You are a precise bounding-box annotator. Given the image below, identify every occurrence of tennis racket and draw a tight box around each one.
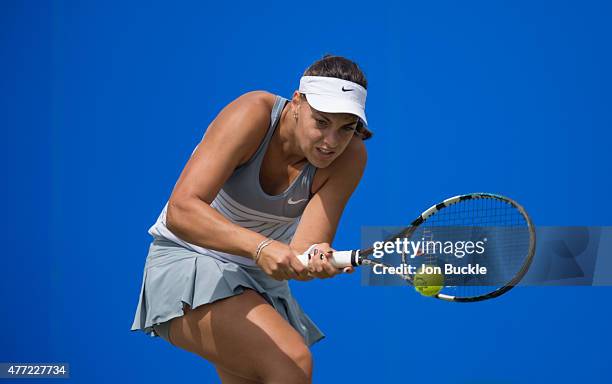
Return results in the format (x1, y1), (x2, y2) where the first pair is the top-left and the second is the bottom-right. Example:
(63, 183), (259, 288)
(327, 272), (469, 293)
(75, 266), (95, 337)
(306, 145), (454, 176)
(298, 193), (536, 302)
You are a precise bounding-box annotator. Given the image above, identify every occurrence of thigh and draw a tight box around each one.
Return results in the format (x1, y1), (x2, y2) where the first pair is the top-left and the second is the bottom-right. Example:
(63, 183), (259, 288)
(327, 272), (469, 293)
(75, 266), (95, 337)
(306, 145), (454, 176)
(168, 289), (311, 382)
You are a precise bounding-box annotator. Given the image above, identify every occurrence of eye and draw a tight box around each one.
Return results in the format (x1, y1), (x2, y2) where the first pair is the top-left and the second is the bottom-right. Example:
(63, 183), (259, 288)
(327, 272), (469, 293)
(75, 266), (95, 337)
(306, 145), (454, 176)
(343, 125), (357, 132)
(316, 119), (328, 126)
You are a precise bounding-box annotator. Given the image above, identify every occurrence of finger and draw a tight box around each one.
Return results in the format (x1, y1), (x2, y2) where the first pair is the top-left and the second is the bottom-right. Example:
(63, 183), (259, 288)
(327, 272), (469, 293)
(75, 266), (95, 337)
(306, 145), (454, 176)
(309, 248), (321, 266)
(321, 258), (339, 277)
(309, 258), (327, 278)
(310, 253), (337, 278)
(273, 265), (291, 281)
(319, 248), (335, 265)
(317, 243), (336, 253)
(343, 266), (355, 274)
(310, 249), (324, 273)
(289, 255), (308, 279)
(294, 269), (309, 280)
(316, 261), (324, 273)
(316, 249), (336, 268)
(270, 271), (285, 281)
(310, 247), (320, 260)
(284, 267), (299, 280)
(320, 249), (339, 269)
(263, 265), (281, 280)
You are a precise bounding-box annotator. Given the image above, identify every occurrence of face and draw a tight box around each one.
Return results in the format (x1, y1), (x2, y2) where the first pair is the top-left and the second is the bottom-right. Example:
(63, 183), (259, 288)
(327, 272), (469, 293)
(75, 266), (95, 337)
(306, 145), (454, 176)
(292, 93), (359, 168)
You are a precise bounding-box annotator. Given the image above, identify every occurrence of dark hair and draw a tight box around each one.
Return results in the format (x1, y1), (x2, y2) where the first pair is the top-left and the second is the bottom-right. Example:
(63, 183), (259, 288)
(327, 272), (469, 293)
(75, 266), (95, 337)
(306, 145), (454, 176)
(303, 54), (372, 140)
(304, 54), (368, 89)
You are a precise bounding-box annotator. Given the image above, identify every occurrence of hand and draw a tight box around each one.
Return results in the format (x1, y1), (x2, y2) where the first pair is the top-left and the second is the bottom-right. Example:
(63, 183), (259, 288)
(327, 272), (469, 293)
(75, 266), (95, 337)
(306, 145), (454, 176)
(255, 241), (311, 281)
(306, 243), (355, 279)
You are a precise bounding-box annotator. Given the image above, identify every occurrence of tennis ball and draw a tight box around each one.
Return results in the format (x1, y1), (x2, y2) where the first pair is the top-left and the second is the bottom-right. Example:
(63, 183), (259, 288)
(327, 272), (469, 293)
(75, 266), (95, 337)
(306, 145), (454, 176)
(413, 264), (444, 297)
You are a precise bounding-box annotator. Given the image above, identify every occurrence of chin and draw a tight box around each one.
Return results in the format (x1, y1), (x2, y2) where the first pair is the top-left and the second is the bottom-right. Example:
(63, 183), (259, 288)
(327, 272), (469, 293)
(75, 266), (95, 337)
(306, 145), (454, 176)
(311, 160), (331, 168)
(307, 154), (336, 168)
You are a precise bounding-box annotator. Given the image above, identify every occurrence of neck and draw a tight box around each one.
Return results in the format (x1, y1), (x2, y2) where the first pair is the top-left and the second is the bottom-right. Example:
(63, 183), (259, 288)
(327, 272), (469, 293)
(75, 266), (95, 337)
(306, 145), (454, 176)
(271, 102), (307, 167)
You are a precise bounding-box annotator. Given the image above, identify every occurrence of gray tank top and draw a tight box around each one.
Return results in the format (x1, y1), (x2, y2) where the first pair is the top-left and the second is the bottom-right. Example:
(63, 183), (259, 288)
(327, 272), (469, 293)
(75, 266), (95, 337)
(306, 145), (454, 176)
(223, 95), (316, 217)
(148, 95), (316, 266)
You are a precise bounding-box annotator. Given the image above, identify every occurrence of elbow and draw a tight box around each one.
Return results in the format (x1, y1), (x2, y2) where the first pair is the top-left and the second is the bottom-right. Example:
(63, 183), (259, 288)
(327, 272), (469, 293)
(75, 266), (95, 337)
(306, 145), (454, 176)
(166, 198), (187, 235)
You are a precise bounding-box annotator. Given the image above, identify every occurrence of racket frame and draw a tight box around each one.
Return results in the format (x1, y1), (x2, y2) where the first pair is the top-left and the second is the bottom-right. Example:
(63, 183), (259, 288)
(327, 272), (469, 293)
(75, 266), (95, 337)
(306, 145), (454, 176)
(317, 193), (536, 302)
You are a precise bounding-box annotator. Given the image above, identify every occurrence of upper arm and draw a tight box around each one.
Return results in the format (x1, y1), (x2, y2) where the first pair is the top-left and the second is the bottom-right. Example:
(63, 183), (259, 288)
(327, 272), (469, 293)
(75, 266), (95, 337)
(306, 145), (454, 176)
(290, 138), (368, 252)
(168, 91), (273, 206)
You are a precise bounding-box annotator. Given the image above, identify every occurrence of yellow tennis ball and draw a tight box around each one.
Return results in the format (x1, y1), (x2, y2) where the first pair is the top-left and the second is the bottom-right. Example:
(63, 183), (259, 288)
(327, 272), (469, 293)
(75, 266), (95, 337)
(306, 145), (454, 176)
(413, 264), (444, 297)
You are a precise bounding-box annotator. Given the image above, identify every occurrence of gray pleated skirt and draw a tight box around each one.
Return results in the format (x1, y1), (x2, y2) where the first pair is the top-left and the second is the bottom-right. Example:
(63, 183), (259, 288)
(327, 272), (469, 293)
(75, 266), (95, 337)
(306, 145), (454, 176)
(130, 238), (324, 346)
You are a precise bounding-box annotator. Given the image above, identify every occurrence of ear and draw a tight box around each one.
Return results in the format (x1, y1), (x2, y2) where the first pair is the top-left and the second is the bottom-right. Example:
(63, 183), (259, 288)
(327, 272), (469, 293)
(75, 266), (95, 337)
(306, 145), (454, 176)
(291, 90), (302, 105)
(291, 91), (303, 116)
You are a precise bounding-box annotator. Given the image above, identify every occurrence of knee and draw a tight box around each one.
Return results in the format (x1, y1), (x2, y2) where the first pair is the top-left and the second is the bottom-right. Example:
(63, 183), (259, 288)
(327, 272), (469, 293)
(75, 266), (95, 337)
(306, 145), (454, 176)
(261, 344), (312, 384)
(287, 344), (312, 379)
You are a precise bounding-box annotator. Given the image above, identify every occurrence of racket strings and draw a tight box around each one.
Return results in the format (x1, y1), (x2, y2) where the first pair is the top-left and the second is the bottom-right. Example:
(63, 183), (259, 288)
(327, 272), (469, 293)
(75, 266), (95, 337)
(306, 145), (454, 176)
(410, 197), (530, 297)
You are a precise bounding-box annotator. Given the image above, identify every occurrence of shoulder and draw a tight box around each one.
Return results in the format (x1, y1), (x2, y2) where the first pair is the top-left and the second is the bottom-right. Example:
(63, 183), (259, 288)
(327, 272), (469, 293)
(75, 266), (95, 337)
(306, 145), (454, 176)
(203, 90), (280, 164)
(329, 137), (368, 183)
(216, 90), (277, 126)
(311, 136), (368, 194)
(235, 90), (277, 111)
(337, 136), (368, 170)
(326, 137), (368, 177)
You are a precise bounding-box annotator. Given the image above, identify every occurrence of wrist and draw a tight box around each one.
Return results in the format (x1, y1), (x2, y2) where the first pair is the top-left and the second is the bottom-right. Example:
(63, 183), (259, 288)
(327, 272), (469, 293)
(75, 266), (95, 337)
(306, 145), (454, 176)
(254, 238), (273, 263)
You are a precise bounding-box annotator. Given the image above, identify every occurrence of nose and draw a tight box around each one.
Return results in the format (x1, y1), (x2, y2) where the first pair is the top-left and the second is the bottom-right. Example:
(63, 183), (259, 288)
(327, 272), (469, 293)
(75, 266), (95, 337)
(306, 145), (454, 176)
(322, 130), (341, 149)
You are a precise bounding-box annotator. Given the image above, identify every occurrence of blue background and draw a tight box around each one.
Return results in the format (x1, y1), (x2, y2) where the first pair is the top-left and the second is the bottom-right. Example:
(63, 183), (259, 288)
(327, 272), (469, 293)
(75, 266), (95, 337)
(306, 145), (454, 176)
(2, 0), (611, 382)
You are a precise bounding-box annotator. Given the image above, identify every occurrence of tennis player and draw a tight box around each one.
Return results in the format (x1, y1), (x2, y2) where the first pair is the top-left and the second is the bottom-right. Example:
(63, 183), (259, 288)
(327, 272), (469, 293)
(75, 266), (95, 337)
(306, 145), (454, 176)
(131, 55), (370, 384)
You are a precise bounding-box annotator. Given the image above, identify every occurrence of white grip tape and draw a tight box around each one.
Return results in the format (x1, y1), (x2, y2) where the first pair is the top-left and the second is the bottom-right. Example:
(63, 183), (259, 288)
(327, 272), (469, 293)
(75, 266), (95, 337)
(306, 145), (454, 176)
(297, 245), (354, 268)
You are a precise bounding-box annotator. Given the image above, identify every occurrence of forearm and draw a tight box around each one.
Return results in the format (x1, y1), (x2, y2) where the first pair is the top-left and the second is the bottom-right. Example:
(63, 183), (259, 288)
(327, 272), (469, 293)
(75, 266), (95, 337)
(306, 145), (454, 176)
(166, 197), (268, 259)
(290, 237), (333, 255)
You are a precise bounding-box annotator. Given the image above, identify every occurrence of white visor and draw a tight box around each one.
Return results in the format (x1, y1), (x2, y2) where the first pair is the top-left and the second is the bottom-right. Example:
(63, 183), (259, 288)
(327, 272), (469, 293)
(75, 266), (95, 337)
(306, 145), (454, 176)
(298, 76), (368, 128)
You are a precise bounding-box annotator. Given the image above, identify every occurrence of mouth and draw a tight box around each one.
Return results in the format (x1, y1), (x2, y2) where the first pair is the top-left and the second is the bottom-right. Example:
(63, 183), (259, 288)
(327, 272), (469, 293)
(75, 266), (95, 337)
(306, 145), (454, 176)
(315, 147), (335, 158)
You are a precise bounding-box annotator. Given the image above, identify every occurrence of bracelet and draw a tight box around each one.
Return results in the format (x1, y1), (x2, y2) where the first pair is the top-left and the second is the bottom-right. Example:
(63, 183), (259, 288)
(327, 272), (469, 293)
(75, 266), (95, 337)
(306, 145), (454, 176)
(254, 238), (273, 263)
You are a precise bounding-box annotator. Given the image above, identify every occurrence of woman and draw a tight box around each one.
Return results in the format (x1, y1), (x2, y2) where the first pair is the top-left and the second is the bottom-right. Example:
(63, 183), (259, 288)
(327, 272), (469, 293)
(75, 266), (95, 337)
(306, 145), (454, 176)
(131, 55), (371, 384)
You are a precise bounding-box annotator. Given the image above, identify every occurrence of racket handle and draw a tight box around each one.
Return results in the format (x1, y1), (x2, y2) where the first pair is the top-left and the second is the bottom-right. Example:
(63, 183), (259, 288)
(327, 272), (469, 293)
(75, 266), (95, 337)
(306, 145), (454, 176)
(297, 245), (359, 268)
